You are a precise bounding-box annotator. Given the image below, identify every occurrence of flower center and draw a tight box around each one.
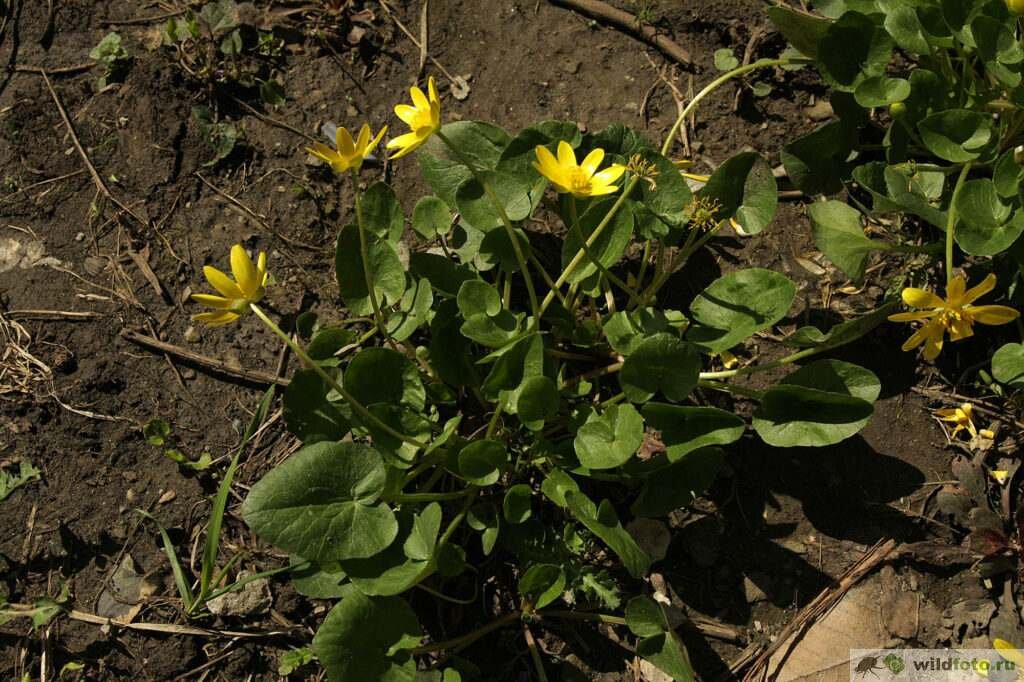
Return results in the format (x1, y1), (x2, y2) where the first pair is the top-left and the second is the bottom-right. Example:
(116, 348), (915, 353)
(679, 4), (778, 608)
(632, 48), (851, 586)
(412, 110), (436, 135)
(938, 306), (967, 328)
(568, 168), (592, 194)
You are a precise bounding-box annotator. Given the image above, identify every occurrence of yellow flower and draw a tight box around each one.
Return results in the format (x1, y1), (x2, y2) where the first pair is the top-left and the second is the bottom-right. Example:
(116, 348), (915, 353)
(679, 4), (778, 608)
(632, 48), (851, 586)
(386, 76), (441, 159)
(307, 123), (386, 174)
(1007, 0), (1024, 16)
(888, 274), (1019, 361)
(934, 402), (980, 439)
(191, 244), (269, 326)
(533, 141), (626, 198)
(994, 639), (1024, 676)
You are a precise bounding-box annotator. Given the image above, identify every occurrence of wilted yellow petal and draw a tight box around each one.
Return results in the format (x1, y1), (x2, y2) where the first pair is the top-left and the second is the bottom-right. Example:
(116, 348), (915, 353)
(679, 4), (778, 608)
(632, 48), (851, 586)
(971, 305), (1020, 326)
(889, 310), (938, 322)
(962, 273), (997, 305)
(902, 287), (944, 309)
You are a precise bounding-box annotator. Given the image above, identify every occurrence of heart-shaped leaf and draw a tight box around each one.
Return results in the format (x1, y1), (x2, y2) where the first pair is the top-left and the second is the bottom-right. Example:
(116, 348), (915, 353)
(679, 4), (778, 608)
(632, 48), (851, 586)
(242, 442), (398, 562)
(687, 269), (795, 352)
(993, 343), (1024, 388)
(620, 333), (700, 403)
(574, 403), (645, 470)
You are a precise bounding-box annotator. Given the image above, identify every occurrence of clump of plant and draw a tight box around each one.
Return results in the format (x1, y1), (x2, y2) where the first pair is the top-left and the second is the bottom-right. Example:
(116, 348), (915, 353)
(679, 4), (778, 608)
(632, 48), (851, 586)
(768, 0), (1022, 372)
(89, 32), (130, 91)
(187, 55), (898, 679)
(163, 0), (285, 107)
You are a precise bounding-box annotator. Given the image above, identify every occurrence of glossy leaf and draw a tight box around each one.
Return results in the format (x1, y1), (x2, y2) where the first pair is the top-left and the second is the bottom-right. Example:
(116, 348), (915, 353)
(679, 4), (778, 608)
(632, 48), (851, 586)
(574, 403), (644, 470)
(620, 333), (700, 403)
(687, 269), (795, 352)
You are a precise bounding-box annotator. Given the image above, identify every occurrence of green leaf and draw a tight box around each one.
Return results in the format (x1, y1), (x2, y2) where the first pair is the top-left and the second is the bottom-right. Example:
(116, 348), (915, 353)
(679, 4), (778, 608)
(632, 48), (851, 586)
(807, 200), (882, 282)
(955, 179), (1024, 256)
(816, 11), (893, 91)
(242, 442), (398, 562)
(199, 0), (239, 35)
(259, 79), (286, 108)
(283, 369), (350, 444)
(632, 448), (725, 517)
(403, 503), (442, 561)
(515, 375), (559, 428)
(412, 196), (453, 239)
(634, 150), (692, 233)
(714, 48), (740, 71)
(783, 301), (897, 350)
(429, 300), (479, 386)
(780, 121), (853, 195)
(604, 308), (688, 356)
(753, 360), (879, 447)
(540, 471), (650, 577)
(518, 564), (565, 609)
(192, 106), (239, 167)
(917, 110), (994, 163)
(574, 403), (644, 469)
(388, 277), (434, 342)
(626, 595), (670, 637)
(335, 224), (406, 316)
(409, 252), (476, 297)
(279, 647), (316, 676)
(290, 558), (349, 599)
(0, 460), (41, 502)
(698, 152), (777, 235)
(561, 197), (635, 284)
(345, 347), (426, 413)
(641, 405), (744, 462)
(503, 484), (533, 524)
(993, 343), (1024, 388)
(854, 76), (910, 107)
(143, 418), (171, 445)
(882, 4), (930, 54)
(620, 333), (700, 403)
(637, 632), (695, 682)
(306, 327), (357, 362)
(481, 333), (545, 407)
(419, 122), (511, 208)
(767, 5), (830, 57)
(687, 269), (795, 353)
(340, 511), (428, 596)
(455, 171), (532, 232)
(312, 592), (421, 682)
(458, 440), (508, 486)
(457, 280), (522, 348)
(163, 448), (213, 472)
(362, 182), (405, 242)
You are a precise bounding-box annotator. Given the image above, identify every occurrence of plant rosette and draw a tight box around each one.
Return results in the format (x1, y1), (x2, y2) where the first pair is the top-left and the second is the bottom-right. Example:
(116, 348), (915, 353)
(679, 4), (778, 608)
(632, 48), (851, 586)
(189, 57), (894, 682)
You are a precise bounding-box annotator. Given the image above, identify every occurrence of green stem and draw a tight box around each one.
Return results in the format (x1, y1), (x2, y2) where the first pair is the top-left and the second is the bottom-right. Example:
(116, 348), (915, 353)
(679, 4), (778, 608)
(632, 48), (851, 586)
(698, 346), (821, 380)
(946, 162), (972, 288)
(250, 304), (426, 449)
(410, 612), (521, 655)
(636, 219), (724, 308)
(351, 169), (393, 347)
(540, 610), (626, 626)
(539, 179), (640, 321)
(392, 489), (476, 503)
(698, 379), (764, 399)
(436, 130), (540, 319)
(660, 57), (810, 157)
(569, 196), (642, 305)
(486, 403), (504, 439)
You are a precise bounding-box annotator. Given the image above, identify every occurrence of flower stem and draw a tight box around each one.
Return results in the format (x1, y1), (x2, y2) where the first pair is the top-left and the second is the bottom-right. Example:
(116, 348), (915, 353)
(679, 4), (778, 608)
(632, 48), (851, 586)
(698, 379), (764, 399)
(250, 304), (427, 449)
(392, 489), (476, 503)
(350, 169), (395, 348)
(698, 346), (821, 380)
(568, 196), (642, 306)
(660, 57), (809, 157)
(436, 130), (541, 320)
(946, 161), (972, 288)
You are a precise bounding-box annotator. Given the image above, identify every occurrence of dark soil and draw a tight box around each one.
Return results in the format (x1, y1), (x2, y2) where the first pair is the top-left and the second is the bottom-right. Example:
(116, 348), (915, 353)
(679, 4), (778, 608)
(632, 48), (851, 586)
(0, 0), (1004, 680)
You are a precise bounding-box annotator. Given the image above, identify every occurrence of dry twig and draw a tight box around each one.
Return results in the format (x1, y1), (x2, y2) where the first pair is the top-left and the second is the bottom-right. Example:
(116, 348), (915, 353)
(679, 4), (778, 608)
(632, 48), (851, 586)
(549, 0), (691, 68)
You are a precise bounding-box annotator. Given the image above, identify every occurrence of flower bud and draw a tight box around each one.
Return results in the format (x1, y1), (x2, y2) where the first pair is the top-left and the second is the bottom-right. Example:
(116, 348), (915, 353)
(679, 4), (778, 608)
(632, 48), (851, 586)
(888, 101), (907, 118)
(1015, 145), (1024, 165)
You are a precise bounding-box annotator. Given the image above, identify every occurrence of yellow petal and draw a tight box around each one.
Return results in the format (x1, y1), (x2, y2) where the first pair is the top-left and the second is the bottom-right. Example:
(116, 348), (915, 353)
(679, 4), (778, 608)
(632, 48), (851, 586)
(902, 287), (944, 309)
(367, 125), (387, 154)
(994, 639), (1024, 668)
(193, 311), (241, 327)
(947, 317), (974, 341)
(410, 85), (429, 111)
(203, 265), (242, 298)
(970, 305), (1020, 326)
(256, 252), (268, 285)
(580, 148), (605, 176)
(901, 325), (929, 352)
(534, 146), (568, 187)
(336, 126), (356, 157)
(592, 164), (626, 187)
(922, 323), (945, 361)
(356, 123), (371, 152)
(584, 184), (619, 197)
(945, 275), (967, 306)
(934, 408), (959, 420)
(395, 104), (419, 126)
(556, 140), (576, 168)
(428, 76), (439, 106)
(888, 310), (938, 322)
(191, 293), (233, 309)
(962, 273), (997, 305)
(387, 131), (427, 159)
(307, 142), (339, 166)
(230, 244), (259, 298)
